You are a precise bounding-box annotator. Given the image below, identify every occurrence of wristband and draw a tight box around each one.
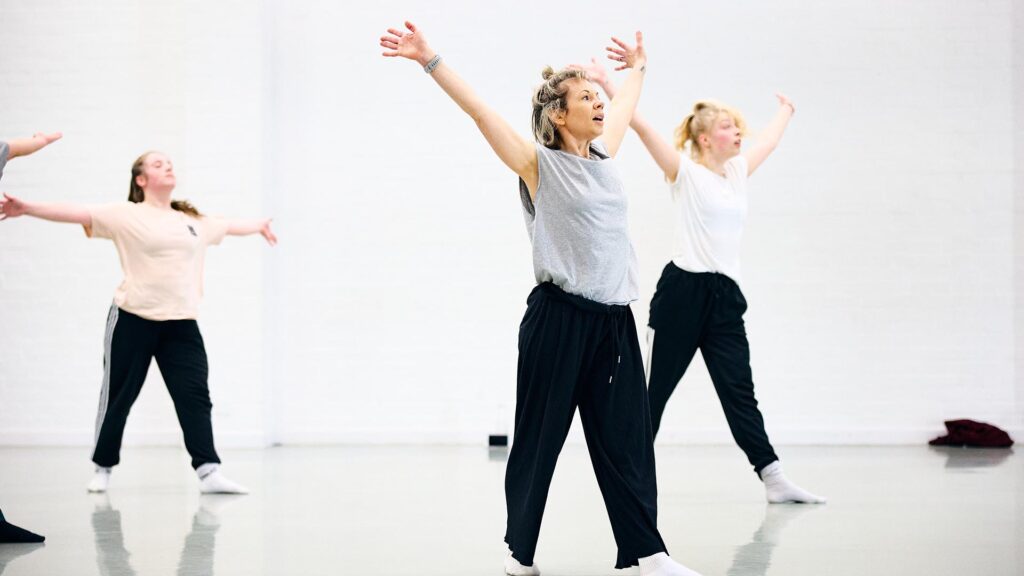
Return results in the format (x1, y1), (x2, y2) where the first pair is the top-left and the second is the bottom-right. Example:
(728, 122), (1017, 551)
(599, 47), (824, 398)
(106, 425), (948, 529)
(424, 54), (442, 74)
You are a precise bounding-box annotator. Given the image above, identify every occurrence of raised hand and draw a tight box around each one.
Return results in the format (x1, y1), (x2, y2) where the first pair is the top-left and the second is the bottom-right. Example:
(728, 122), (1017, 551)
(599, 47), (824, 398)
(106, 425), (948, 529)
(380, 21), (435, 66)
(0, 192), (28, 221)
(776, 93), (795, 114)
(573, 57), (610, 88)
(260, 219), (277, 246)
(606, 31), (646, 72)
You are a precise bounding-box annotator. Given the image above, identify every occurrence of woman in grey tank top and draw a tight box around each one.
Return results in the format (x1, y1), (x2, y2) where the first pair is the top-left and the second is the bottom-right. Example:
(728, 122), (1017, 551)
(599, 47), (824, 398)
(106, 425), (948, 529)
(381, 21), (703, 576)
(0, 130), (61, 545)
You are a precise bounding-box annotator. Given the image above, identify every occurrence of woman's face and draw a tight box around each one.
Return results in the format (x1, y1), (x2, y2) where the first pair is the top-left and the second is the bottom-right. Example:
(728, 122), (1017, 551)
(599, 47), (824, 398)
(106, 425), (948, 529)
(137, 153), (176, 191)
(700, 113), (742, 160)
(555, 78), (605, 143)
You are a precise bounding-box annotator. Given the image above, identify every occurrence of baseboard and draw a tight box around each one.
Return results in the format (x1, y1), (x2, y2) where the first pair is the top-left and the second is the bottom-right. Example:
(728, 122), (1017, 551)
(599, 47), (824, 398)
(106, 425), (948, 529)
(3, 427), (1021, 447)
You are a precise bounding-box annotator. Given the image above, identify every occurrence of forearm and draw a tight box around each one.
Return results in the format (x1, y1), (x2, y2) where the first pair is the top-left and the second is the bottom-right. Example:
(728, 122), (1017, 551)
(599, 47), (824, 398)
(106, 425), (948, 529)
(424, 60), (533, 178)
(23, 201), (92, 225)
(226, 219), (264, 236)
(426, 61), (493, 124)
(596, 77), (677, 178)
(7, 135), (52, 159)
(603, 65), (646, 154)
(759, 105), (794, 149)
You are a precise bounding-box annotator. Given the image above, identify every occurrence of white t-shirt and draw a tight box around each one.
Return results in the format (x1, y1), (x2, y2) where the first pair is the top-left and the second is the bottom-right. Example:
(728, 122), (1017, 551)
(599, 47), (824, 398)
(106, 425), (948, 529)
(669, 153), (749, 285)
(87, 202), (229, 320)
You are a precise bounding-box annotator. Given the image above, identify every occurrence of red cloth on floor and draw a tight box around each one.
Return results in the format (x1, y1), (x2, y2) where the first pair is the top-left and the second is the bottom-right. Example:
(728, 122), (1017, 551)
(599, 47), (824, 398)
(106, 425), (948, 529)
(929, 419), (1014, 448)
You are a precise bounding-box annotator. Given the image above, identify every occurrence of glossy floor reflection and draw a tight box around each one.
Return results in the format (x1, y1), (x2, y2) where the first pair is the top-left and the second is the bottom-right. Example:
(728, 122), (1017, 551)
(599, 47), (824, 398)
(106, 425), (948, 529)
(0, 445), (1019, 575)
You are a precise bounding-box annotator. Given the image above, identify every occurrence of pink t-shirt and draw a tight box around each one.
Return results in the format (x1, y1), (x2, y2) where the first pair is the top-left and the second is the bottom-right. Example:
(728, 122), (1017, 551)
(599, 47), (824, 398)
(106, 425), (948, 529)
(87, 202), (229, 320)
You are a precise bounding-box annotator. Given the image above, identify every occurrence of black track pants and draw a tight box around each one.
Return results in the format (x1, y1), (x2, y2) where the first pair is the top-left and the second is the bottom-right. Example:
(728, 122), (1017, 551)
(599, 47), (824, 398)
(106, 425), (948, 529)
(647, 263), (778, 474)
(91, 306), (221, 470)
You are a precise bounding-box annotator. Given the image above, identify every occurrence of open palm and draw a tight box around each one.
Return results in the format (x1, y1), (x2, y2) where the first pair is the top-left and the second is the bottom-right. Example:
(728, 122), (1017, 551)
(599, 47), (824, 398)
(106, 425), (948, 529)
(380, 21), (432, 64)
(0, 193), (27, 220)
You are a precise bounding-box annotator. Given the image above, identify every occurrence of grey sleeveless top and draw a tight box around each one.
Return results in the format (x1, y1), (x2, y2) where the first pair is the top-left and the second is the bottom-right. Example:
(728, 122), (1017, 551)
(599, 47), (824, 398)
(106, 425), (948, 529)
(519, 142), (640, 305)
(0, 141), (9, 179)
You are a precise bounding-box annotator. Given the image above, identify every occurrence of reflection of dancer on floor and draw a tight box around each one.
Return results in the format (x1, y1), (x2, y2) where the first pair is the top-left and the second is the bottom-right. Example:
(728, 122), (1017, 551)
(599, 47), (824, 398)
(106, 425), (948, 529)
(177, 499), (232, 576)
(727, 506), (816, 576)
(0, 151), (276, 495)
(381, 21), (702, 576)
(0, 131), (61, 544)
(582, 60), (824, 504)
(91, 496), (136, 576)
(91, 495), (230, 576)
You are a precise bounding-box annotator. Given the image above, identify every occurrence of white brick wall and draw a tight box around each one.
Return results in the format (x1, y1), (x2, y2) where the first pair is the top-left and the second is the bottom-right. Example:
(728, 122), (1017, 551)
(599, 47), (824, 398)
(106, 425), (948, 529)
(1, 0), (1020, 448)
(0, 0), (268, 448)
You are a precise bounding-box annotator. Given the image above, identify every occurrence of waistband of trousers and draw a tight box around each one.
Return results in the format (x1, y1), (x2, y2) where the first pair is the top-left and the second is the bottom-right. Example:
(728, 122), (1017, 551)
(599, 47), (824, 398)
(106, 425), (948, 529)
(530, 282), (630, 315)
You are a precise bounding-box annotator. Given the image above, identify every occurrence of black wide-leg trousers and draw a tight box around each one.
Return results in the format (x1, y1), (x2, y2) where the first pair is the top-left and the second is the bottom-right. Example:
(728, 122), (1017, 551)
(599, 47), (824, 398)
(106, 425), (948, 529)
(505, 283), (667, 569)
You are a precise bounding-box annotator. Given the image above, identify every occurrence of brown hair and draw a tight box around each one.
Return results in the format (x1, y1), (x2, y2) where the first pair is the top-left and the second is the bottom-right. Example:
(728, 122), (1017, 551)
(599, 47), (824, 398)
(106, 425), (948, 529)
(128, 152), (201, 217)
(674, 100), (747, 161)
(531, 66), (589, 150)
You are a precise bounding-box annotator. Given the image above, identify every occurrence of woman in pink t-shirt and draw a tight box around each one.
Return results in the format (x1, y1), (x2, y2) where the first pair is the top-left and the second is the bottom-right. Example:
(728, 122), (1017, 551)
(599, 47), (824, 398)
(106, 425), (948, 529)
(1, 150), (276, 495)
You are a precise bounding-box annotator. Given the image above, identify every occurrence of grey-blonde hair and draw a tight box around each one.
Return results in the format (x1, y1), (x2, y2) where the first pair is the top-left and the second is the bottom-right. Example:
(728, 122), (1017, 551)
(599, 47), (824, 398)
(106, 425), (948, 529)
(674, 100), (747, 160)
(531, 66), (589, 150)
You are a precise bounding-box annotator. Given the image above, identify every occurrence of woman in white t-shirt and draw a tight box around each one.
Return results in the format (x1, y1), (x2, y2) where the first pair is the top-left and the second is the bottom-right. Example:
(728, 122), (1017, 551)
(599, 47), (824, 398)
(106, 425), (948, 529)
(584, 60), (825, 504)
(0, 150), (276, 495)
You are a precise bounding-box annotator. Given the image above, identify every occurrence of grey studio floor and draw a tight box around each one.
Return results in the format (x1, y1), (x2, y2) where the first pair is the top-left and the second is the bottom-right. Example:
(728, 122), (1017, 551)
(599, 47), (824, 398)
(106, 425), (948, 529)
(0, 445), (1020, 576)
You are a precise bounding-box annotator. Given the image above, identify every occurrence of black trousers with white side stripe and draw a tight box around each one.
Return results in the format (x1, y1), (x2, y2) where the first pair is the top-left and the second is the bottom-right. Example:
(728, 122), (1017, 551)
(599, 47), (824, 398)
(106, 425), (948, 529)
(646, 263), (779, 474)
(505, 283), (667, 569)
(92, 306), (221, 470)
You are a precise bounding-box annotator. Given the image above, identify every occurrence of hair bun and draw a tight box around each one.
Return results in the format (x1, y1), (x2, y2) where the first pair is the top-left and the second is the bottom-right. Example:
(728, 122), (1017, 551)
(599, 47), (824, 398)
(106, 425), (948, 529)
(541, 66), (555, 80)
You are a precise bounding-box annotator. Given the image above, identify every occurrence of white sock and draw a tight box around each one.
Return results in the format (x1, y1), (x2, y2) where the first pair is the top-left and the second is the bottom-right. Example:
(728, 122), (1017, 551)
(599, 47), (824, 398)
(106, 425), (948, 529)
(87, 467), (111, 493)
(638, 552), (703, 576)
(504, 549), (539, 576)
(760, 461), (826, 504)
(196, 464), (249, 495)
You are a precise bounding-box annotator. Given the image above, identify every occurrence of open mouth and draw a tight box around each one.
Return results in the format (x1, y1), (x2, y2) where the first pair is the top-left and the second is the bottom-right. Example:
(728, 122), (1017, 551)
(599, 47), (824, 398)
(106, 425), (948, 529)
(593, 115), (604, 123)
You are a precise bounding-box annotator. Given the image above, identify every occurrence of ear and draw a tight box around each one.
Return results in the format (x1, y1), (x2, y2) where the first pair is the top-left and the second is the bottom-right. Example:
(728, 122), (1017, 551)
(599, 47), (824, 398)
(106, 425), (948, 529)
(549, 108), (567, 127)
(135, 174), (147, 188)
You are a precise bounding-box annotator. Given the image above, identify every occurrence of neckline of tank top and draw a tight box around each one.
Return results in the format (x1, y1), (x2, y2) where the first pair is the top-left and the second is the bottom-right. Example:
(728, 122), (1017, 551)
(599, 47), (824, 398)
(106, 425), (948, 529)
(548, 145), (609, 163)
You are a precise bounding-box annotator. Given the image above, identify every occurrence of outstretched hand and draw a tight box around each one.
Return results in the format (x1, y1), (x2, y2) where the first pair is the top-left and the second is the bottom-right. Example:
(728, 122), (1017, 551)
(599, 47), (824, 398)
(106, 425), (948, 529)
(0, 193), (27, 221)
(380, 21), (435, 66)
(260, 219), (277, 246)
(606, 31), (645, 72)
(34, 132), (63, 146)
(776, 93), (795, 114)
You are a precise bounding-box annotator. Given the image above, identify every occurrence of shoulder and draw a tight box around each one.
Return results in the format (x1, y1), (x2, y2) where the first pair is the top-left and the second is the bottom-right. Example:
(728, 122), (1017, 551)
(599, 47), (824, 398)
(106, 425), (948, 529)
(91, 202), (137, 217)
(725, 154), (748, 178)
(672, 152), (697, 185)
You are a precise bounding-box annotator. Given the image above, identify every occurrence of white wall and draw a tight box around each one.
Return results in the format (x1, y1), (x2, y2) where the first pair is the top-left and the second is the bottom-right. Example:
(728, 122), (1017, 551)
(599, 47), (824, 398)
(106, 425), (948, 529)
(1, 0), (1020, 448)
(0, 0), (268, 448)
